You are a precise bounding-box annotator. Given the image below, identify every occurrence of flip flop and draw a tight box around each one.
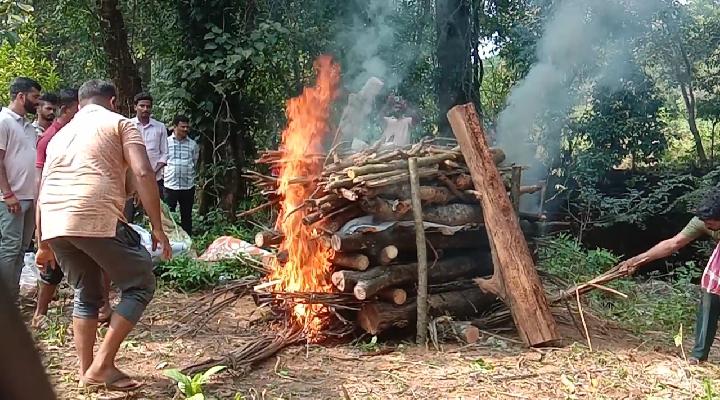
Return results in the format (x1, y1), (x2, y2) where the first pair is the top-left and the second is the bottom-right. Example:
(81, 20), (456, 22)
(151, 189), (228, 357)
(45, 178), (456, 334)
(82, 371), (143, 392)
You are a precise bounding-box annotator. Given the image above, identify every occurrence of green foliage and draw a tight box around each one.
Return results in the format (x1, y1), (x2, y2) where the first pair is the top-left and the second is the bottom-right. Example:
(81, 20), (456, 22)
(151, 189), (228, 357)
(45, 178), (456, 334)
(538, 233), (619, 282)
(0, 0), (33, 44)
(192, 207), (261, 253)
(0, 21), (60, 104)
(164, 365), (226, 399)
(157, 256), (257, 292)
(567, 172), (695, 230)
(538, 234), (699, 335)
(570, 67), (667, 175)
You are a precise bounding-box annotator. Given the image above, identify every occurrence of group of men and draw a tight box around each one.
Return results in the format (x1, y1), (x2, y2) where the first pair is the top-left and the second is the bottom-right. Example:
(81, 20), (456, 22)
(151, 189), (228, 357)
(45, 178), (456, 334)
(0, 76), (198, 391)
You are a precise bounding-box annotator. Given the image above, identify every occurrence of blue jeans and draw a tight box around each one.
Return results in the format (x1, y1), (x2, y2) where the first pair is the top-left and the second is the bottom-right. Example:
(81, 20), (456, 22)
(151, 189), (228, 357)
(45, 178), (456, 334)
(0, 200), (35, 299)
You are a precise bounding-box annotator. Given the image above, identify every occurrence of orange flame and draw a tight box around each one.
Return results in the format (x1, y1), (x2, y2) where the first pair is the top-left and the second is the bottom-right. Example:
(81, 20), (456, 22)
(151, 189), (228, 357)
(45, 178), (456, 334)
(270, 55), (340, 339)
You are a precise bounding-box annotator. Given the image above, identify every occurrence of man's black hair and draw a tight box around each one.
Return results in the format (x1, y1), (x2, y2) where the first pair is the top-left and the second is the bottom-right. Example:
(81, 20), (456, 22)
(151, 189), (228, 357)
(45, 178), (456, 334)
(39, 92), (59, 105)
(78, 80), (117, 101)
(696, 189), (720, 221)
(173, 114), (190, 126)
(58, 88), (79, 107)
(133, 92), (153, 105)
(9, 77), (41, 100)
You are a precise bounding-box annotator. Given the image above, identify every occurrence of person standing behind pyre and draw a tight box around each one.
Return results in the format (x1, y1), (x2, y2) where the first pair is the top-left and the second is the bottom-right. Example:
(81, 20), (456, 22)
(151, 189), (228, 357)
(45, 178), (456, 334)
(378, 94), (418, 147)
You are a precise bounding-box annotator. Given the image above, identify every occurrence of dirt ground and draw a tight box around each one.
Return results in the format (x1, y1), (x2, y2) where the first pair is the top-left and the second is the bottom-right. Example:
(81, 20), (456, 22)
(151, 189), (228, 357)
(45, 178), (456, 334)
(29, 285), (720, 400)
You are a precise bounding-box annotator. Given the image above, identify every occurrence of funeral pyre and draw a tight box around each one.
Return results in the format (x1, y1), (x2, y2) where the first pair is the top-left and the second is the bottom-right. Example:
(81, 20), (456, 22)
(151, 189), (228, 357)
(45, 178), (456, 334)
(246, 62), (552, 344)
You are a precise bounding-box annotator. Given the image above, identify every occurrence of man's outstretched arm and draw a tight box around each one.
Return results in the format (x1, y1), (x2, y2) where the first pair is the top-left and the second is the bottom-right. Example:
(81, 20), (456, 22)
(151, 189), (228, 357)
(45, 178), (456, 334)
(621, 233), (694, 273)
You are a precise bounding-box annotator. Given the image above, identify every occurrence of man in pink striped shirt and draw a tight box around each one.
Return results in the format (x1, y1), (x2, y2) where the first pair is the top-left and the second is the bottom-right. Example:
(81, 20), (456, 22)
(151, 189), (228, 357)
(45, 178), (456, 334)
(622, 190), (720, 364)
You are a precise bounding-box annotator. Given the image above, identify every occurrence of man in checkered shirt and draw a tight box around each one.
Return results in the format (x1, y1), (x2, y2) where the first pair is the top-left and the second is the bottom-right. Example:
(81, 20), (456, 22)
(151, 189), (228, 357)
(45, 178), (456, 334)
(622, 190), (720, 364)
(163, 115), (198, 235)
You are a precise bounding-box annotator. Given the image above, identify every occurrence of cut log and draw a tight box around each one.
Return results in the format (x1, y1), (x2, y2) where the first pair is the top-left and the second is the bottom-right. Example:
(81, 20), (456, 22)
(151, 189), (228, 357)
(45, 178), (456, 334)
(377, 245), (399, 265)
(454, 174), (474, 190)
(422, 203), (483, 225)
(331, 269), (367, 292)
(377, 288), (407, 305)
(332, 253), (370, 271)
(352, 252), (492, 300)
(276, 250), (289, 265)
(331, 227), (489, 254)
(357, 287), (499, 335)
(345, 153), (460, 179)
(362, 184), (455, 205)
(447, 103), (559, 347)
(363, 166), (438, 188)
(438, 320), (481, 344)
(255, 230), (283, 247)
(360, 199), (483, 225)
(359, 198), (412, 221)
(316, 204), (363, 232)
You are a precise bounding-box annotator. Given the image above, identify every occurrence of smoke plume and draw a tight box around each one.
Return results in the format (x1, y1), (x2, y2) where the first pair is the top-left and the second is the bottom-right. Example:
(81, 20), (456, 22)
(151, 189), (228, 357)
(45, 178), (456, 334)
(495, 0), (664, 192)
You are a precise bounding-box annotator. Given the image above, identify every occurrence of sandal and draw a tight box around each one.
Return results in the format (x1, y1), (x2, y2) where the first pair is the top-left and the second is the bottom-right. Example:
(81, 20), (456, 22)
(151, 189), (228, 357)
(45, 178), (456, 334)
(82, 371), (143, 392)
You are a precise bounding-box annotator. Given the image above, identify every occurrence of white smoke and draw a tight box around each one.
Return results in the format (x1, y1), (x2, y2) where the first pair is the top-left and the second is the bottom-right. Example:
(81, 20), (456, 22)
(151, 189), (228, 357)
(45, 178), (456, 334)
(494, 0), (665, 211)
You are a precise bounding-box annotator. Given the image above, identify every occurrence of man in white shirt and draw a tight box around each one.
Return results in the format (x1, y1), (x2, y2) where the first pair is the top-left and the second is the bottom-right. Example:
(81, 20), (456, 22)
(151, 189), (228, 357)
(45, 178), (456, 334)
(130, 92), (168, 195)
(0, 77), (41, 298)
(126, 93), (168, 221)
(164, 114), (199, 235)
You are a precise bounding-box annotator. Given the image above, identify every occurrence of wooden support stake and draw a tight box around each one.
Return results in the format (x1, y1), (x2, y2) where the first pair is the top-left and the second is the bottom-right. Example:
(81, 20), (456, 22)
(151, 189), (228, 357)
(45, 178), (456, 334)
(409, 157), (428, 346)
(447, 103), (559, 347)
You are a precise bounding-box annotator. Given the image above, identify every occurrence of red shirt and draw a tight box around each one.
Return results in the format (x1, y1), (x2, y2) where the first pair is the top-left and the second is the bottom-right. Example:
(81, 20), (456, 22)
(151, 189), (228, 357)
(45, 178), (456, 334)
(36, 119), (67, 169)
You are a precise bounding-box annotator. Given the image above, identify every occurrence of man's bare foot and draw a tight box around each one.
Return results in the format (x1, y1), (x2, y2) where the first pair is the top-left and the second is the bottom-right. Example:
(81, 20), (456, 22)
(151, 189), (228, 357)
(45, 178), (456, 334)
(31, 314), (50, 330)
(83, 365), (141, 392)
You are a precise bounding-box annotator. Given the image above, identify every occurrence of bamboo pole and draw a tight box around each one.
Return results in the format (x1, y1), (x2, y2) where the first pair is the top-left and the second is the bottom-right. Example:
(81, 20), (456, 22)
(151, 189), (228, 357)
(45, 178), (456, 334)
(409, 157), (428, 346)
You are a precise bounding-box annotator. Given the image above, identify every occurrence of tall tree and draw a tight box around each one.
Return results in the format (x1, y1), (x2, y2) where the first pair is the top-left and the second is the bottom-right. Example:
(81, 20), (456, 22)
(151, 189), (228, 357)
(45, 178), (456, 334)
(435, 0), (475, 136)
(97, 0), (142, 115)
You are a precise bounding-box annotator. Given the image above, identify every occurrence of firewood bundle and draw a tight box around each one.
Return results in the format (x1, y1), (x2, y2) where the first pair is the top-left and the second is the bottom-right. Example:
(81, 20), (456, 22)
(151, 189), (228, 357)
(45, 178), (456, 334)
(250, 139), (551, 339)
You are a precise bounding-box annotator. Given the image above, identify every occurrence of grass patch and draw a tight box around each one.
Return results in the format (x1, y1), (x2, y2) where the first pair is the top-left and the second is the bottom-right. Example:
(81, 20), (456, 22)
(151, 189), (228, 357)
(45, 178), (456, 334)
(538, 234), (699, 335)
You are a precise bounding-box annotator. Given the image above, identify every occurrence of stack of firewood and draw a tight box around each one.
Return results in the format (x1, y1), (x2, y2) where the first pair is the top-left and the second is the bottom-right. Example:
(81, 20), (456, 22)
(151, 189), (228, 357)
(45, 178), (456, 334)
(250, 138), (549, 341)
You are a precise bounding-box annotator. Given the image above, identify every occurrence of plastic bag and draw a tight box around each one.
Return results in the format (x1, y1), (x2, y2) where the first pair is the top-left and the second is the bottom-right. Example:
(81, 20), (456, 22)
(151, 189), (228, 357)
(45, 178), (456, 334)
(19, 252), (39, 298)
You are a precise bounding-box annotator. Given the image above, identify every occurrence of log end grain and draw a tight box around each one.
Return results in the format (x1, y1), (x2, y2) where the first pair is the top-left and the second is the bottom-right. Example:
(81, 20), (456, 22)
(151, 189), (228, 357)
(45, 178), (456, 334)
(378, 245), (399, 265)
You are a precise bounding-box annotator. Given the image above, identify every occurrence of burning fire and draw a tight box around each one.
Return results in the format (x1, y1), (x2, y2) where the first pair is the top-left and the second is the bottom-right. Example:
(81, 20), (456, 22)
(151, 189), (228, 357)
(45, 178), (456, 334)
(270, 55), (340, 338)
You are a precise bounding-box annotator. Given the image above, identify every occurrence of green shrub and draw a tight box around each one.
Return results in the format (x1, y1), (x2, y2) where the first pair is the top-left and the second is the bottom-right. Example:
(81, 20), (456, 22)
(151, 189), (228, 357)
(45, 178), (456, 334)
(157, 256), (257, 292)
(538, 234), (699, 335)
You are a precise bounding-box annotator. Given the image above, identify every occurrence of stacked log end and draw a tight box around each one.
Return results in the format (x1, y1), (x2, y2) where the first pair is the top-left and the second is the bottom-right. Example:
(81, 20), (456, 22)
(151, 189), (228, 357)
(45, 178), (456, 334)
(251, 139), (546, 342)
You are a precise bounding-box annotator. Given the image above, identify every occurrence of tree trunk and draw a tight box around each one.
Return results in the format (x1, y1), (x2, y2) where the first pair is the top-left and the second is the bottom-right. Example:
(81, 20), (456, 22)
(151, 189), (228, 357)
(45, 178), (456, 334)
(357, 287), (498, 335)
(97, 0), (142, 116)
(679, 81), (707, 165)
(436, 0), (472, 136)
(447, 103), (559, 347)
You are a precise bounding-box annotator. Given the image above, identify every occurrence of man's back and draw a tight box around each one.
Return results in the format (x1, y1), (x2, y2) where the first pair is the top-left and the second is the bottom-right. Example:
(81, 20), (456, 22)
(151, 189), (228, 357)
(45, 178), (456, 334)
(39, 104), (145, 240)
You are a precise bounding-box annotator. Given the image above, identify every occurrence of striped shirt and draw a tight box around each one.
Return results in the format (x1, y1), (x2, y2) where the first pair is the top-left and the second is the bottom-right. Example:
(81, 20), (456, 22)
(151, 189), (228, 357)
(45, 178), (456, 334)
(702, 242), (720, 295)
(164, 135), (199, 190)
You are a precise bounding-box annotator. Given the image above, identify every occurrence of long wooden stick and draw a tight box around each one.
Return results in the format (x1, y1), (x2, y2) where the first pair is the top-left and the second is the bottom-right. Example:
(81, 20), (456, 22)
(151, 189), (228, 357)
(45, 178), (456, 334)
(236, 199), (279, 218)
(409, 157), (428, 346)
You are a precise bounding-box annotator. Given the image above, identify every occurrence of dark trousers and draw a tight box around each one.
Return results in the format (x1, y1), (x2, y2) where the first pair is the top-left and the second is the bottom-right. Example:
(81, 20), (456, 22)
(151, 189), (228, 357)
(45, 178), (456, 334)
(692, 291), (720, 360)
(164, 187), (195, 235)
(124, 180), (164, 223)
